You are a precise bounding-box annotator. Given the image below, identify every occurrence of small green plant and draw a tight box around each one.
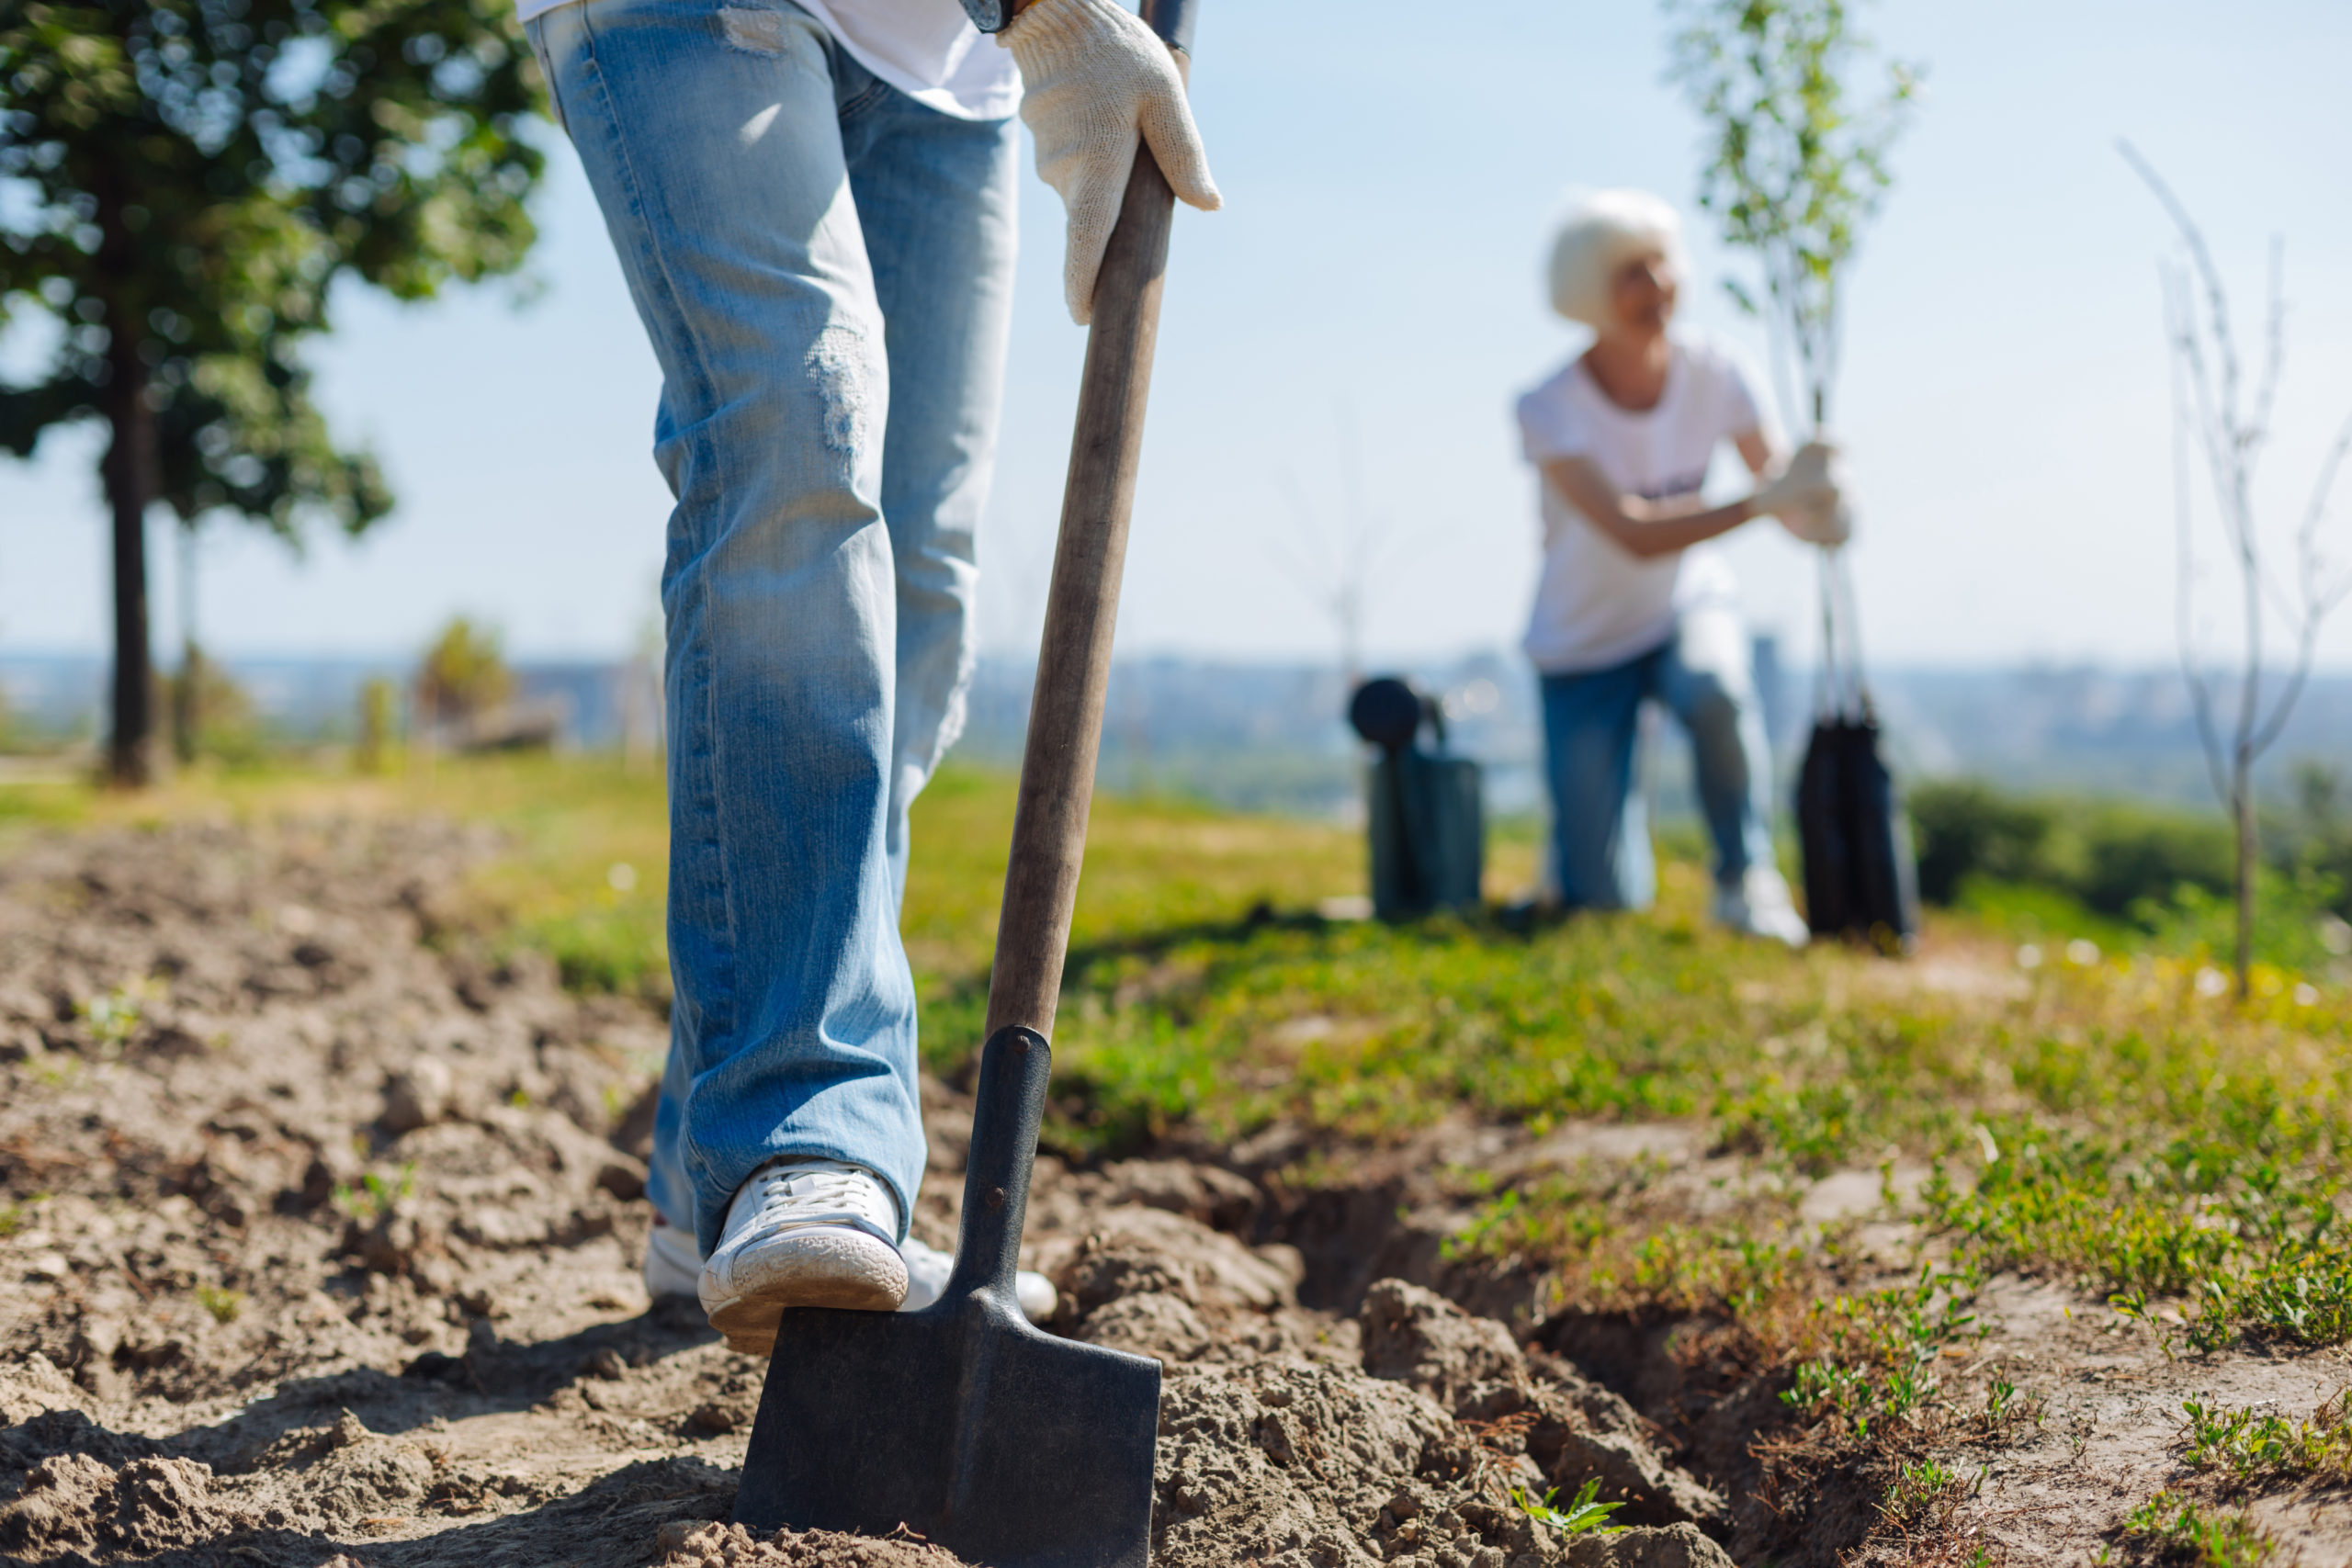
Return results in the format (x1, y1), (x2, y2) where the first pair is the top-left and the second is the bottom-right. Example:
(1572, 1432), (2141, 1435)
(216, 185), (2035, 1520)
(332, 1164), (416, 1223)
(1880, 1457), (1973, 1532)
(194, 1286), (243, 1325)
(76, 979), (158, 1054)
(2181, 1392), (2352, 1487)
(2109, 1287), (2181, 1362)
(0, 1201), (27, 1239)
(2122, 1490), (2278, 1567)
(1511, 1478), (1623, 1537)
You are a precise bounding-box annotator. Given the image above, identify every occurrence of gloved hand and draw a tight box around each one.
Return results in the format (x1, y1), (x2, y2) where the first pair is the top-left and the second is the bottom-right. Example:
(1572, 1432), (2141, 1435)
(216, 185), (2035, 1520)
(1001, 0), (1221, 324)
(1753, 439), (1856, 547)
(1781, 492), (1856, 547)
(1750, 440), (1836, 519)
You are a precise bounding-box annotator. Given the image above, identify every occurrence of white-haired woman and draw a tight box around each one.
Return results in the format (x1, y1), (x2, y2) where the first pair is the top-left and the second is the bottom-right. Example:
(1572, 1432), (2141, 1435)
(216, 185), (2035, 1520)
(1519, 189), (1844, 943)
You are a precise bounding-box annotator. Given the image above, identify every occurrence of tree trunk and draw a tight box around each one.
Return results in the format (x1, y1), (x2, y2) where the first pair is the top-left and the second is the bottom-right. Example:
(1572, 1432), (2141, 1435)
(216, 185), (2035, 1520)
(2234, 765), (2256, 1000)
(102, 343), (158, 788)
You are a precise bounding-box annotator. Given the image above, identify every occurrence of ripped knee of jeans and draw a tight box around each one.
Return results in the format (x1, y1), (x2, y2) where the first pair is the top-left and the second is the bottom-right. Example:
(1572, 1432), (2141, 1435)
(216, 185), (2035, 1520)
(718, 6), (789, 55)
(804, 321), (880, 457)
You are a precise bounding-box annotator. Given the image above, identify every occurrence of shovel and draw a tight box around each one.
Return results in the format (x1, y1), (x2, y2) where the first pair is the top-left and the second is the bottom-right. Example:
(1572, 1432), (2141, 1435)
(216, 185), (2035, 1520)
(729, 3), (1205, 1562)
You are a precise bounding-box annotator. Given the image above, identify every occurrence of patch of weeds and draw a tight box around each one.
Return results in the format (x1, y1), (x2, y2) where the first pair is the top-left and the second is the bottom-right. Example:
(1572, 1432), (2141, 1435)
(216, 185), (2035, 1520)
(2120, 1490), (2278, 1566)
(1717, 1077), (1866, 1175)
(2180, 1391), (2352, 1488)
(0, 1200), (28, 1238)
(1880, 1456), (1977, 1533)
(1442, 1163), (1656, 1272)
(194, 1286), (243, 1325)
(1781, 1264), (1987, 1439)
(1977, 1367), (2043, 1435)
(2232, 1249), (2352, 1346)
(1510, 1477), (1622, 1537)
(1922, 1114), (2352, 1350)
(1618, 1224), (1811, 1321)
(333, 1164), (416, 1223)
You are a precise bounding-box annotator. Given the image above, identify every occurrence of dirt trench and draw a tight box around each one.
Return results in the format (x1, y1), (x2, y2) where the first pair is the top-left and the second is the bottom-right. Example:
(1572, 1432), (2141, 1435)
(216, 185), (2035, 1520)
(0, 818), (1750, 1568)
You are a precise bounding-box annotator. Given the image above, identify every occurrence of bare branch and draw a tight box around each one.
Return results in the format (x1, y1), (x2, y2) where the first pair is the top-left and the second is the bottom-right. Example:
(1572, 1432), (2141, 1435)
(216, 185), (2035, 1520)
(2249, 236), (2287, 456)
(2169, 288), (2233, 811)
(2121, 144), (2245, 426)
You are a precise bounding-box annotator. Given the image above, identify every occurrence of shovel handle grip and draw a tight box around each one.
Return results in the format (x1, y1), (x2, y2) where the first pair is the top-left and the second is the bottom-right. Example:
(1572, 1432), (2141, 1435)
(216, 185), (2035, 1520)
(981, 17), (1187, 1046)
(944, 1025), (1053, 1301)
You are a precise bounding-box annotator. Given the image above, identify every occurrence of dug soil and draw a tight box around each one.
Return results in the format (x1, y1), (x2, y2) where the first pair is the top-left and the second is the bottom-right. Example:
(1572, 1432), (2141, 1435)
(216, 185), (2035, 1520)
(1, 819), (2346, 1566)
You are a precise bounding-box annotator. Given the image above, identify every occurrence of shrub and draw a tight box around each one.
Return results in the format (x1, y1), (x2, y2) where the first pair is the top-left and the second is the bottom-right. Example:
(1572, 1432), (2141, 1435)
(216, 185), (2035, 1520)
(1911, 780), (2054, 905)
(1908, 778), (2233, 916)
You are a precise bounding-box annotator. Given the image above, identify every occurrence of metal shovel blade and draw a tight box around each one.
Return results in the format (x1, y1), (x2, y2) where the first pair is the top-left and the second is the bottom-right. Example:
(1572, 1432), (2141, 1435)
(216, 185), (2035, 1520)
(731, 1028), (1160, 1568)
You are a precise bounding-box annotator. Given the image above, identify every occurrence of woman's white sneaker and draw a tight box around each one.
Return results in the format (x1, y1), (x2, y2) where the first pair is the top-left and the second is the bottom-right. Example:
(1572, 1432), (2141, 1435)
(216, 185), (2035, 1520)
(1712, 866), (1811, 949)
(698, 1159), (909, 1353)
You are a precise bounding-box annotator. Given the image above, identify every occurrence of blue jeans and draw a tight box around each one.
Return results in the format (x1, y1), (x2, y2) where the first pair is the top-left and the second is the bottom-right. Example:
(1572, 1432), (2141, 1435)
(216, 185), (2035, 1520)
(1539, 610), (1778, 911)
(528, 0), (1017, 1255)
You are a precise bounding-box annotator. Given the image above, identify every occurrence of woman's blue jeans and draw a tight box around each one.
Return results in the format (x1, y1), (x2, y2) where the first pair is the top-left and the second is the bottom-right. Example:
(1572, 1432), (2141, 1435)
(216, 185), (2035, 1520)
(527, 0), (1017, 1254)
(1539, 610), (1779, 912)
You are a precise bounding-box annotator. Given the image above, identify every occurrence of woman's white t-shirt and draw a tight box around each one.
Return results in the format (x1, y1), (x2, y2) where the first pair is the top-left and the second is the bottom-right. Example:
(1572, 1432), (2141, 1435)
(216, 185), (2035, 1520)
(515, 0), (1023, 121)
(1516, 334), (1769, 674)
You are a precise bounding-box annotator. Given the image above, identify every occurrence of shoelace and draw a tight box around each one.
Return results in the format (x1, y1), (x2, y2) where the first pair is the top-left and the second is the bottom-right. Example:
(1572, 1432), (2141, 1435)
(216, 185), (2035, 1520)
(751, 1163), (890, 1231)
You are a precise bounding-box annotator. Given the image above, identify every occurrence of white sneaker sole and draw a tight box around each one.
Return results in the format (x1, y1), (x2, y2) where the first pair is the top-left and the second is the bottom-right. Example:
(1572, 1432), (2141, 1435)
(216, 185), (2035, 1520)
(700, 1229), (909, 1355)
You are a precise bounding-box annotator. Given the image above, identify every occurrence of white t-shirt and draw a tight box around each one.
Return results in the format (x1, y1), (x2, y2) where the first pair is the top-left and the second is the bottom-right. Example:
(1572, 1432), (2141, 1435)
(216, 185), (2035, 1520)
(1516, 334), (1769, 674)
(516, 0), (1023, 121)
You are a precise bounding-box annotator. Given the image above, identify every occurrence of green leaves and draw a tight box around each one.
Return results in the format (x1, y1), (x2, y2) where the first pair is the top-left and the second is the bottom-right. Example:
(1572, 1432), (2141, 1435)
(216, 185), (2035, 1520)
(1666, 0), (1918, 428)
(1510, 1478), (1623, 1537)
(0, 0), (546, 533)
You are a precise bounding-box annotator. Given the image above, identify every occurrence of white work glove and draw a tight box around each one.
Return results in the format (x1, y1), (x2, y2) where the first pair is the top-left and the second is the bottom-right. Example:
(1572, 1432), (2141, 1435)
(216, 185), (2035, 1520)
(1752, 440), (1851, 547)
(1001, 0), (1221, 325)
(1783, 493), (1856, 547)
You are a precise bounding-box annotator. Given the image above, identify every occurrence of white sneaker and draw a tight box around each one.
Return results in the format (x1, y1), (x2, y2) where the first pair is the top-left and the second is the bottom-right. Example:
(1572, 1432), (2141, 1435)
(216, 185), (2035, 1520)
(644, 1212), (701, 1300)
(1713, 867), (1811, 949)
(900, 1235), (1059, 1325)
(698, 1159), (910, 1353)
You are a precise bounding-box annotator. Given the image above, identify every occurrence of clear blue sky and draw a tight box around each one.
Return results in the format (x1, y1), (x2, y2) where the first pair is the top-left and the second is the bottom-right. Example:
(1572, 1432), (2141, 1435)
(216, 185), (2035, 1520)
(4, 0), (2349, 671)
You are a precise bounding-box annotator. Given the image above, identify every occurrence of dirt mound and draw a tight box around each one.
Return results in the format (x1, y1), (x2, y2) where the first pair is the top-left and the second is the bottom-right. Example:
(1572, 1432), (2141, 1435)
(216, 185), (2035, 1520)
(0, 1451), (235, 1558)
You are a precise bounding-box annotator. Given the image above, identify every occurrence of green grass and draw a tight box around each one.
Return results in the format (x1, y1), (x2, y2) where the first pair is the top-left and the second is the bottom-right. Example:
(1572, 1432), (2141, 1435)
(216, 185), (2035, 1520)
(11, 755), (2352, 1364)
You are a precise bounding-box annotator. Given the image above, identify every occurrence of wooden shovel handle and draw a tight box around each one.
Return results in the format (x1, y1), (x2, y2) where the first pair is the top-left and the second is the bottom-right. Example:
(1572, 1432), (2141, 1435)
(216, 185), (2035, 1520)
(981, 68), (1186, 1044)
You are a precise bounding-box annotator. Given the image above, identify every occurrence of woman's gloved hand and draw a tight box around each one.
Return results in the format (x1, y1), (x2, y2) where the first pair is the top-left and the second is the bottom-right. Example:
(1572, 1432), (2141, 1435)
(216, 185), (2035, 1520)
(1769, 439), (1853, 549)
(1753, 440), (1854, 546)
(1781, 493), (1856, 547)
(1751, 440), (1835, 516)
(1001, 0), (1220, 324)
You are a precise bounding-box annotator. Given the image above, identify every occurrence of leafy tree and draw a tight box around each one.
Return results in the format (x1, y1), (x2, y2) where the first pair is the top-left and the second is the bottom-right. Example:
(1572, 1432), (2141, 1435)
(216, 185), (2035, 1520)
(416, 615), (510, 729)
(1667, 0), (1918, 431)
(0, 0), (545, 784)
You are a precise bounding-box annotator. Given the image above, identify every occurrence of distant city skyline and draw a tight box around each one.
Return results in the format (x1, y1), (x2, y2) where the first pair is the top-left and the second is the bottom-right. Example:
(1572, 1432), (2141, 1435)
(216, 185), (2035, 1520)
(3, 0), (2349, 672)
(7, 648), (2344, 821)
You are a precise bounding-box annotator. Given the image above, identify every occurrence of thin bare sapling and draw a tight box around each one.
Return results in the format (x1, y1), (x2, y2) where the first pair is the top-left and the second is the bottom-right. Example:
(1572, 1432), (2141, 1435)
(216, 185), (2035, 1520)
(2124, 142), (2352, 998)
